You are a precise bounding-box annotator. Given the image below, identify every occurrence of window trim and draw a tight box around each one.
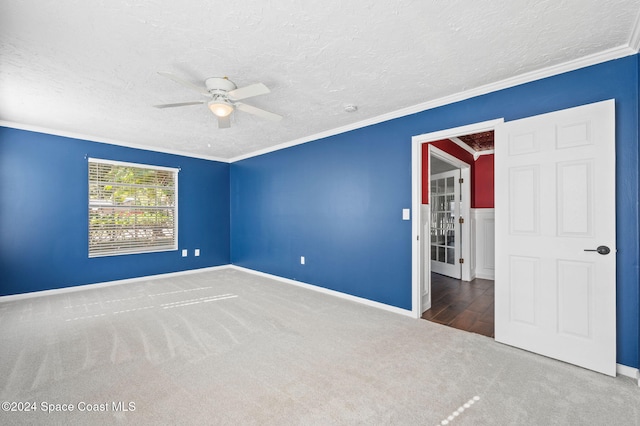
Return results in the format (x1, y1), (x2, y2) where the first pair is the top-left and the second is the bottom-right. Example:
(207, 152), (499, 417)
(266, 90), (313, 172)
(88, 157), (179, 258)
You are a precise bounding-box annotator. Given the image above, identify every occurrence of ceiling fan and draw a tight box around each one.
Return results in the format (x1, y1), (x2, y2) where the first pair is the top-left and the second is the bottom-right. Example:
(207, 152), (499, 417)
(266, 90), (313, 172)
(154, 72), (282, 129)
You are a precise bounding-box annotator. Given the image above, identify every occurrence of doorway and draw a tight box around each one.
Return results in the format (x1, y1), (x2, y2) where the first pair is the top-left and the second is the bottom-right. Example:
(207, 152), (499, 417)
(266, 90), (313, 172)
(424, 136), (496, 336)
(410, 119), (502, 320)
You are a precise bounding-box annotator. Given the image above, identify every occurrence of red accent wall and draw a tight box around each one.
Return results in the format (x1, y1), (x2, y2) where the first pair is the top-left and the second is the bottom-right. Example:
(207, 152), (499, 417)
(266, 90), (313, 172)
(473, 154), (494, 208)
(421, 140), (494, 208)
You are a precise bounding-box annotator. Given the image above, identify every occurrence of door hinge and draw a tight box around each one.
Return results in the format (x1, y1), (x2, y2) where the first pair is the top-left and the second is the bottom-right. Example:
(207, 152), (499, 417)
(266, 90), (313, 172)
(417, 235), (419, 241)
(459, 178), (464, 184)
(459, 258), (464, 264)
(459, 217), (464, 224)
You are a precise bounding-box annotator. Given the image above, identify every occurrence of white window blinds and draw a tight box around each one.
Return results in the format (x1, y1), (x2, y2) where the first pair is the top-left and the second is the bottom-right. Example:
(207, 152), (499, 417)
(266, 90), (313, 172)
(88, 158), (178, 257)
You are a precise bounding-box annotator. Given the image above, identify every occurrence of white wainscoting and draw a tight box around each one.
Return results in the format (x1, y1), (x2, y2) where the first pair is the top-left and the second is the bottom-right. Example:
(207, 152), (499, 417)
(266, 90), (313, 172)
(472, 208), (495, 280)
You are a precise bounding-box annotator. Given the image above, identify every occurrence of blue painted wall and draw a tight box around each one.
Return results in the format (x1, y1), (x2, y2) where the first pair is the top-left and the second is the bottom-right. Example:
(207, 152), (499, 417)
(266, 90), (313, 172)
(0, 128), (230, 295)
(231, 55), (640, 368)
(231, 128), (413, 309)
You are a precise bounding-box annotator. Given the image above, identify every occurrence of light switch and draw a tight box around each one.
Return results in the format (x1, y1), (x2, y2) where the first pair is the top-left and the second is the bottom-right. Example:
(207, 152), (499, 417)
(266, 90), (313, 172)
(195, 249), (200, 257)
(402, 208), (410, 220)
(300, 256), (305, 265)
(181, 249), (188, 257)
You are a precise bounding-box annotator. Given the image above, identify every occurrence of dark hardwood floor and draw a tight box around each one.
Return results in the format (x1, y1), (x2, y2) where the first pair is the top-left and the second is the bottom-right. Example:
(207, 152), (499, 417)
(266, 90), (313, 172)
(421, 273), (495, 338)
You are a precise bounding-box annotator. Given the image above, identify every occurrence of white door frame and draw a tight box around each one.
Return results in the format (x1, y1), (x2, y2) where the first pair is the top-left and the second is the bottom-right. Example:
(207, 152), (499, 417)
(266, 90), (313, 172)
(411, 118), (504, 318)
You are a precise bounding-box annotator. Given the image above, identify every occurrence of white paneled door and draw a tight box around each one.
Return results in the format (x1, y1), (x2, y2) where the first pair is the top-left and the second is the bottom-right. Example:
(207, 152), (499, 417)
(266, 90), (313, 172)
(495, 100), (616, 376)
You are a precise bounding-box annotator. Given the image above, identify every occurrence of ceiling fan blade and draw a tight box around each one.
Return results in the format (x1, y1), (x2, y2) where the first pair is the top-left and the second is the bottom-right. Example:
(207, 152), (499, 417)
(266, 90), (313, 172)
(235, 102), (282, 121)
(217, 115), (231, 129)
(228, 83), (270, 101)
(157, 72), (209, 95)
(154, 101), (206, 109)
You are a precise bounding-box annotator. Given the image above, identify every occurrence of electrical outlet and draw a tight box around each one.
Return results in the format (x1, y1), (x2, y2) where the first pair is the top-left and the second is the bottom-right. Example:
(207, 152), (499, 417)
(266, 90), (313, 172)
(300, 256), (305, 265)
(195, 249), (200, 256)
(181, 249), (188, 257)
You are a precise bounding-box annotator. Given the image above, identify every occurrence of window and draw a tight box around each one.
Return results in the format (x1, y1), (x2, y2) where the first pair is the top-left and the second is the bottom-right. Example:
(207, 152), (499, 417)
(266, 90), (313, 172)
(88, 158), (178, 257)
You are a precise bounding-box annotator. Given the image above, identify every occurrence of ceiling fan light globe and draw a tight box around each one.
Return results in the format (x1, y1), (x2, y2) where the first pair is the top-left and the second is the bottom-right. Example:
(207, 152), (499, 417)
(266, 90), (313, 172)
(208, 100), (234, 117)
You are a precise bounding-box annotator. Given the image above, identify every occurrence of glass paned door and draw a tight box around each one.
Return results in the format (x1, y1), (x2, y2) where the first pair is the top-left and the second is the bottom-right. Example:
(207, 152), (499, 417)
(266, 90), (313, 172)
(430, 169), (461, 279)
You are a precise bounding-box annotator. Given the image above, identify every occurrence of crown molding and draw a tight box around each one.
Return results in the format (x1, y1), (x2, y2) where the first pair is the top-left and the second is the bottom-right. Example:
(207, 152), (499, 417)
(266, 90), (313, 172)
(476, 149), (494, 159)
(231, 45), (636, 163)
(449, 136), (479, 158)
(0, 120), (230, 163)
(447, 137), (495, 161)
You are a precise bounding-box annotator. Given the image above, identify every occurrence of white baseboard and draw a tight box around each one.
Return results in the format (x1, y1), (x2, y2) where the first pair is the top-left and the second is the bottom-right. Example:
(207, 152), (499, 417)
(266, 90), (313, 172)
(229, 265), (414, 318)
(0, 265), (230, 302)
(616, 364), (640, 386)
(1, 264), (412, 318)
(474, 273), (495, 281)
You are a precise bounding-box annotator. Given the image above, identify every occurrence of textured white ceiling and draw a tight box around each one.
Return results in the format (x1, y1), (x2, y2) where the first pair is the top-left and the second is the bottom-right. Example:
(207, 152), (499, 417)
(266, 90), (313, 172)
(1, 1), (639, 161)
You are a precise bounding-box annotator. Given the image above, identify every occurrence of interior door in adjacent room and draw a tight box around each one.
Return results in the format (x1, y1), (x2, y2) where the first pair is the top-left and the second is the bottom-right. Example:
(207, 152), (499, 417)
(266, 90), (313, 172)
(494, 99), (616, 376)
(430, 170), (461, 279)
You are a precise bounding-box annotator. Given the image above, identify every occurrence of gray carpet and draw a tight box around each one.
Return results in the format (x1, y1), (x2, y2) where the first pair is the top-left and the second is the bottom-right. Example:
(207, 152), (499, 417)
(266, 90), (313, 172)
(0, 268), (638, 425)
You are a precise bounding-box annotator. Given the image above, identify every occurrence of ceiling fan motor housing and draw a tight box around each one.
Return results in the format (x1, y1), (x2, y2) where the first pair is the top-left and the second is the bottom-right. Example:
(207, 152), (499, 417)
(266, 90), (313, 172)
(205, 77), (237, 94)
